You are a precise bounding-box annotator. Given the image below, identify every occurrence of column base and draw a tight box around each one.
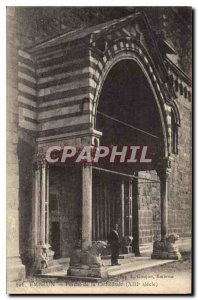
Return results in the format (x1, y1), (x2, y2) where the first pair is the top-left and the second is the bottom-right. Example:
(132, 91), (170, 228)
(7, 256), (26, 282)
(151, 234), (182, 260)
(151, 250), (181, 260)
(67, 266), (108, 279)
(67, 241), (108, 279)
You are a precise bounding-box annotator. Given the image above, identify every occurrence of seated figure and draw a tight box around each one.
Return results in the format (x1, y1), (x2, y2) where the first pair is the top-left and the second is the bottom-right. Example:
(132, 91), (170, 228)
(40, 245), (49, 269)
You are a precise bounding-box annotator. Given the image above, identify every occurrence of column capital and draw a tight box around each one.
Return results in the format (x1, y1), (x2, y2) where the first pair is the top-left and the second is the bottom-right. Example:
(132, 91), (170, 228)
(41, 159), (49, 169)
(156, 168), (171, 181)
(33, 153), (49, 169)
(156, 156), (173, 180)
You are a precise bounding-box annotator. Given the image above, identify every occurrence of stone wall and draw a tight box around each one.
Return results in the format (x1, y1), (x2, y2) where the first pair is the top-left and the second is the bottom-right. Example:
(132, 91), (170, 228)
(137, 171), (161, 245)
(49, 164), (82, 258)
(7, 7), (26, 281)
(137, 89), (192, 243)
(137, 105), (192, 243)
(18, 138), (35, 269)
(168, 96), (192, 237)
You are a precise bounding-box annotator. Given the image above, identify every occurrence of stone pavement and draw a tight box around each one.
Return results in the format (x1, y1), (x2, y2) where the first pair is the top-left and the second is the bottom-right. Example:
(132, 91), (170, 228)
(38, 256), (175, 279)
(7, 258), (191, 294)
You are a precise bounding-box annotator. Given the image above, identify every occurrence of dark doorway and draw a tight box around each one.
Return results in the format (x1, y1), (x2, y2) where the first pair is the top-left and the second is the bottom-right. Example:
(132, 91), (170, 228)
(51, 222), (61, 259)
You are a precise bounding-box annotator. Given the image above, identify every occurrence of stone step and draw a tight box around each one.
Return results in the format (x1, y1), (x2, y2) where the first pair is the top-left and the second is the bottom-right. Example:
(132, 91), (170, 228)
(57, 257), (70, 264)
(102, 253), (135, 260)
(38, 263), (66, 275)
(36, 258), (176, 280)
(108, 259), (175, 277)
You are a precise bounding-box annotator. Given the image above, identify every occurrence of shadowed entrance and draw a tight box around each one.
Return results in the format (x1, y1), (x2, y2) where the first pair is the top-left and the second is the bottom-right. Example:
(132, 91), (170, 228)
(92, 59), (165, 255)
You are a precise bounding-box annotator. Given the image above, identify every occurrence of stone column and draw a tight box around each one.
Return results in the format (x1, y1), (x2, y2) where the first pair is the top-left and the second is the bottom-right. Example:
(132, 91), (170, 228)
(129, 180), (133, 237)
(121, 181), (125, 238)
(33, 159), (54, 272)
(82, 164), (92, 250)
(46, 165), (50, 245)
(157, 168), (170, 241)
(32, 160), (41, 253)
(41, 161), (46, 245)
(67, 129), (108, 279)
(152, 157), (181, 259)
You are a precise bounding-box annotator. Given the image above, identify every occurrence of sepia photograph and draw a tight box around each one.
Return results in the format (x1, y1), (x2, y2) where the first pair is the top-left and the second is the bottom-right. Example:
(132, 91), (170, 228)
(6, 6), (192, 294)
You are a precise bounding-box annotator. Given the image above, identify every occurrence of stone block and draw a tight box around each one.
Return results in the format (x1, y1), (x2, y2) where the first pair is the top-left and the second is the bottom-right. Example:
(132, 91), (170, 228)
(67, 266), (108, 278)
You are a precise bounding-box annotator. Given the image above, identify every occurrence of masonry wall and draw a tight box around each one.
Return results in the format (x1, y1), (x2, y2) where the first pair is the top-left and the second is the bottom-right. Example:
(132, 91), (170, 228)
(168, 96), (192, 237)
(138, 97), (192, 245)
(33, 42), (93, 143)
(7, 8), (26, 280)
(49, 164), (82, 258)
(18, 139), (35, 269)
(7, 10), (21, 259)
(137, 171), (161, 245)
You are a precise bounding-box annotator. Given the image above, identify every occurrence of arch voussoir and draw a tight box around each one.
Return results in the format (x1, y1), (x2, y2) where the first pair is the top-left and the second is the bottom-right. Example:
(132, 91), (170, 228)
(89, 38), (171, 156)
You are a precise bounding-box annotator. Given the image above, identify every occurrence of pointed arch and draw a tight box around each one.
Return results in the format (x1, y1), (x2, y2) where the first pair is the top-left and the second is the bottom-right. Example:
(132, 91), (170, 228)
(90, 39), (172, 157)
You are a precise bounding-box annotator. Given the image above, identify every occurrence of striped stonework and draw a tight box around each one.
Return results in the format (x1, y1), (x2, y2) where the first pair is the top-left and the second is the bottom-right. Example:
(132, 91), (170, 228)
(166, 59), (192, 104)
(89, 36), (172, 155)
(18, 13), (186, 155)
(18, 49), (37, 132)
(36, 46), (93, 141)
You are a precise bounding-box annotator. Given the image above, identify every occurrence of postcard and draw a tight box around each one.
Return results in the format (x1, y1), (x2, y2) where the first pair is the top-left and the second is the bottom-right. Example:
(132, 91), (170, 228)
(6, 6), (192, 294)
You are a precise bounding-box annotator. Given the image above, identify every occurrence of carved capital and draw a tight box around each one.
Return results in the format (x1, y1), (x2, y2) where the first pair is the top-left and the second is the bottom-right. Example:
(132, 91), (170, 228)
(40, 159), (48, 169)
(157, 156), (173, 169)
(156, 167), (171, 181)
(156, 156), (173, 180)
(33, 155), (41, 170)
(33, 152), (49, 169)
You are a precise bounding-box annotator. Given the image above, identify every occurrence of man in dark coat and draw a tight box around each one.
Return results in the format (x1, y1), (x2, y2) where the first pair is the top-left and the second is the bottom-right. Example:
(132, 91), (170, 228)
(108, 224), (121, 266)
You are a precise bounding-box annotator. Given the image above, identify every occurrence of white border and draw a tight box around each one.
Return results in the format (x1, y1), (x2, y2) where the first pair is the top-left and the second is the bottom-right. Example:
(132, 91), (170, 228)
(0, 2), (195, 299)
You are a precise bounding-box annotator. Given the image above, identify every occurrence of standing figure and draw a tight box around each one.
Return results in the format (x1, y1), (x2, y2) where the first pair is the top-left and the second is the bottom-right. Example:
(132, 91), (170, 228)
(108, 224), (121, 266)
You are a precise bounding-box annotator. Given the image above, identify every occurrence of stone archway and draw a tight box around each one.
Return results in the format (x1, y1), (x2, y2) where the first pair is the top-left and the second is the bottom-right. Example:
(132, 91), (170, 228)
(90, 39), (172, 158)
(89, 47), (180, 259)
(91, 57), (166, 254)
(27, 15), (182, 277)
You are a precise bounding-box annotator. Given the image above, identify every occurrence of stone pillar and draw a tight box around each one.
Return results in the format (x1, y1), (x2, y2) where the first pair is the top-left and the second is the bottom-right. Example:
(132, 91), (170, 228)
(158, 168), (170, 241)
(32, 161), (41, 253)
(121, 181), (125, 238)
(67, 130), (108, 279)
(33, 159), (54, 272)
(129, 180), (133, 237)
(151, 157), (181, 259)
(82, 164), (92, 250)
(41, 161), (46, 245)
(68, 163), (108, 278)
(46, 165), (50, 245)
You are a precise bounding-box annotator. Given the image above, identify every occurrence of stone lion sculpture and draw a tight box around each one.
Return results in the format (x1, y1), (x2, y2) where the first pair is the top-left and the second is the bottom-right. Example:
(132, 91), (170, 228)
(153, 234), (179, 252)
(70, 241), (107, 267)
